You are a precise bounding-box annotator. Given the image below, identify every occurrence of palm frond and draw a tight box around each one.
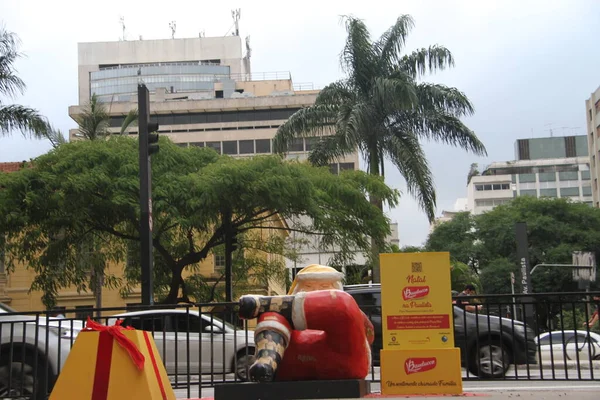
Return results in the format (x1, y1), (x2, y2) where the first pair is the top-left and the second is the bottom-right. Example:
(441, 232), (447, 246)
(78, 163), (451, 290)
(44, 124), (68, 148)
(315, 80), (355, 106)
(76, 94), (109, 140)
(307, 134), (356, 166)
(383, 129), (436, 221)
(0, 28), (25, 98)
(340, 16), (377, 95)
(415, 83), (474, 117)
(391, 110), (486, 156)
(120, 108), (138, 135)
(273, 104), (338, 153)
(0, 104), (50, 139)
(371, 76), (417, 115)
(375, 15), (415, 72)
(399, 46), (455, 79)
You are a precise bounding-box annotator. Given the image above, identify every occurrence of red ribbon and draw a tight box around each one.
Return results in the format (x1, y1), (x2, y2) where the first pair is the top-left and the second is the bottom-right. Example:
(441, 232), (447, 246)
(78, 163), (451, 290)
(85, 318), (146, 370)
(85, 318), (168, 400)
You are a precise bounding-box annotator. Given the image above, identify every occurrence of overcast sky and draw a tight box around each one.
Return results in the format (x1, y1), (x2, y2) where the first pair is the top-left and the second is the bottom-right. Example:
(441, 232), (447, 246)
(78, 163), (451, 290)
(1, 0), (599, 246)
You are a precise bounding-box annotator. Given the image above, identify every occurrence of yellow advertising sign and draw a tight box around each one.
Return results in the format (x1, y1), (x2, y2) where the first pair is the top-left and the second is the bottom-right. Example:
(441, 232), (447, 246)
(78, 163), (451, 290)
(380, 252), (455, 349)
(380, 348), (462, 395)
(380, 252), (462, 396)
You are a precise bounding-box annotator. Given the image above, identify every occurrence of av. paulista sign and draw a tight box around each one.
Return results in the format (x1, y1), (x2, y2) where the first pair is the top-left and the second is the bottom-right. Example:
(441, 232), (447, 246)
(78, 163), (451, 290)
(380, 252), (462, 395)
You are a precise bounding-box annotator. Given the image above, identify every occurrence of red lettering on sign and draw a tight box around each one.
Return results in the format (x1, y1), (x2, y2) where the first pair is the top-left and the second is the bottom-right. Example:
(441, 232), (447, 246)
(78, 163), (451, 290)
(387, 315), (450, 330)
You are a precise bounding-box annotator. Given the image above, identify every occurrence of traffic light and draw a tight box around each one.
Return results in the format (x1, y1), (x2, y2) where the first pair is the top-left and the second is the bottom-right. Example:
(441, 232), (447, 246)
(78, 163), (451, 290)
(147, 121), (159, 155)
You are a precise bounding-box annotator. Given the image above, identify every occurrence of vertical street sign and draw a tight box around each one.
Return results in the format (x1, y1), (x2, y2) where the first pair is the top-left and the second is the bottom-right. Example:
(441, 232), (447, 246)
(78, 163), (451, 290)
(515, 222), (536, 331)
(138, 84), (154, 306)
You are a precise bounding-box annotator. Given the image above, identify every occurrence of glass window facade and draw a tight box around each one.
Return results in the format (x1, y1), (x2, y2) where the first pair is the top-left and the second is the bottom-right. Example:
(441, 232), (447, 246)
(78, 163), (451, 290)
(560, 187), (579, 197)
(239, 140), (254, 154)
(538, 172), (556, 182)
(582, 185), (592, 196)
(109, 108), (302, 127)
(519, 173), (537, 183)
(558, 171), (579, 181)
(222, 141), (237, 155)
(520, 189), (537, 197)
(90, 64), (230, 99)
(539, 188), (557, 197)
(581, 170), (591, 180)
(255, 139), (271, 154)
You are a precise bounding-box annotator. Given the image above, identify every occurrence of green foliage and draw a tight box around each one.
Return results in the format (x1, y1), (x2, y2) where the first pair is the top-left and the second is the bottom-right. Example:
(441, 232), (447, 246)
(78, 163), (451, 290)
(426, 197), (600, 294)
(0, 137), (398, 307)
(0, 27), (55, 141)
(451, 261), (481, 293)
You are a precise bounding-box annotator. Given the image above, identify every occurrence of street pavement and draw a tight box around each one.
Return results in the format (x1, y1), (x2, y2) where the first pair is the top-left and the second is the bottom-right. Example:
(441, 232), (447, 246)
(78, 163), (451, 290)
(171, 367), (600, 399)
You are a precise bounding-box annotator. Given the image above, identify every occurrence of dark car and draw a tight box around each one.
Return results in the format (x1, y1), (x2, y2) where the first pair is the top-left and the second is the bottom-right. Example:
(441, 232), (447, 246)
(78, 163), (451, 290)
(345, 284), (537, 378)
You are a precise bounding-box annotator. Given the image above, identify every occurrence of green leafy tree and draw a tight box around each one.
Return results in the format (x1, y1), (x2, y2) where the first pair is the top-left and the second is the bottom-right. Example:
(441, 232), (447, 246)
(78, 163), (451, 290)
(0, 137), (397, 307)
(427, 197), (600, 295)
(0, 27), (54, 140)
(451, 261), (481, 293)
(273, 15), (485, 282)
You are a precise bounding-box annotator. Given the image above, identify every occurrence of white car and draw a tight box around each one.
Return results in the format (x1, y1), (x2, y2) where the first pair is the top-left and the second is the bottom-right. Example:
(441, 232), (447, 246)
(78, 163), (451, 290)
(535, 330), (600, 363)
(0, 303), (83, 400)
(108, 309), (256, 380)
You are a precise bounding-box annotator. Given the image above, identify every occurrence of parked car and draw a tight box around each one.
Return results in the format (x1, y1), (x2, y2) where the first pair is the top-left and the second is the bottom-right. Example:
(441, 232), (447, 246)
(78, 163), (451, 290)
(344, 284), (537, 378)
(0, 303), (83, 399)
(535, 330), (600, 363)
(108, 309), (255, 380)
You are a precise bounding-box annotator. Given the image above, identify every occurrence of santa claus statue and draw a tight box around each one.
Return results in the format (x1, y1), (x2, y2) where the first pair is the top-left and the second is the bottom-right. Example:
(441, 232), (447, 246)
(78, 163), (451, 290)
(238, 264), (375, 382)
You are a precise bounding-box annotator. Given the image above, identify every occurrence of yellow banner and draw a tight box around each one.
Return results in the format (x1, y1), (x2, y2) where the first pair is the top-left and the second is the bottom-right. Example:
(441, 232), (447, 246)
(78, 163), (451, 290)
(380, 252), (455, 349)
(381, 348), (463, 395)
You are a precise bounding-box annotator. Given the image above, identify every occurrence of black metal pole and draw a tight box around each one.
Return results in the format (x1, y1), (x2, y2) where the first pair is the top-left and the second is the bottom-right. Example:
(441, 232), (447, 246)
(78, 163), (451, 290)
(138, 84), (154, 306)
(224, 209), (233, 303)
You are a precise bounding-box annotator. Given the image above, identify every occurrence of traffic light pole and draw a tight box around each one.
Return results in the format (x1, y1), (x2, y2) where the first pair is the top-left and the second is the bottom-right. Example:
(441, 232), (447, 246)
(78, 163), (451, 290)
(138, 84), (154, 306)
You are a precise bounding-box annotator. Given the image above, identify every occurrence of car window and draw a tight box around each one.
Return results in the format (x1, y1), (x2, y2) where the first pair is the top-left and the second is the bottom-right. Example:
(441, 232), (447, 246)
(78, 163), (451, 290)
(173, 313), (205, 332)
(548, 332), (574, 344)
(351, 292), (381, 316)
(122, 315), (171, 332)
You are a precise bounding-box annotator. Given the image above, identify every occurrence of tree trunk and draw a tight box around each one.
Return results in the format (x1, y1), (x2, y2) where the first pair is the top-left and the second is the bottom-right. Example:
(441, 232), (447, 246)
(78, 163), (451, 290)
(368, 150), (383, 283)
(163, 268), (183, 304)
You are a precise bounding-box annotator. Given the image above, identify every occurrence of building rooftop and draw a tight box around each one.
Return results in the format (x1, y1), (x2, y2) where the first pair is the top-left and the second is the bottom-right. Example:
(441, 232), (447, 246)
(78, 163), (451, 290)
(0, 162), (25, 173)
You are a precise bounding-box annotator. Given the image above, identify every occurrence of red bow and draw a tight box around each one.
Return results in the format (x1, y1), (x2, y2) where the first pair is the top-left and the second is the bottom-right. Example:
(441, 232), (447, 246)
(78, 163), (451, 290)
(84, 317), (145, 370)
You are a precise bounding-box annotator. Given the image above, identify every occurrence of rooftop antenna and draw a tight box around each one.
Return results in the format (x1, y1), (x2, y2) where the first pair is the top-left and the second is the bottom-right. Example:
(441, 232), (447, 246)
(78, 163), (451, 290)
(560, 126), (580, 136)
(199, 30), (205, 38)
(169, 21), (177, 39)
(119, 16), (126, 41)
(544, 122), (556, 138)
(232, 9), (241, 36)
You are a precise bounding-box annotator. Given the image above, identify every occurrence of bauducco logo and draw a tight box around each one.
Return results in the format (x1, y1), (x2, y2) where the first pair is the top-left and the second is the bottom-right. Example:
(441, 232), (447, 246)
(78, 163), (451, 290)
(402, 286), (430, 300)
(404, 358), (437, 375)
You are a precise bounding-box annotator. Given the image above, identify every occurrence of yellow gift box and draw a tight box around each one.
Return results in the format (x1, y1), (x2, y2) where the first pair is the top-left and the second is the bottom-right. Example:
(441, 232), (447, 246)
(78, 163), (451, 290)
(50, 319), (175, 400)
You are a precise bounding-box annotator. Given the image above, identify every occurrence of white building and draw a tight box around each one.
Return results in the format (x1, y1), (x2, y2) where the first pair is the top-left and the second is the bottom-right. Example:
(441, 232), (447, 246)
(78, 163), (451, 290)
(466, 135), (592, 215)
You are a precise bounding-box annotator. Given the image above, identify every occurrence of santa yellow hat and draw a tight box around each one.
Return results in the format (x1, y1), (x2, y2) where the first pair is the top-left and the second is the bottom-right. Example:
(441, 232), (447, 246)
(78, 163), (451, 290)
(288, 264), (345, 295)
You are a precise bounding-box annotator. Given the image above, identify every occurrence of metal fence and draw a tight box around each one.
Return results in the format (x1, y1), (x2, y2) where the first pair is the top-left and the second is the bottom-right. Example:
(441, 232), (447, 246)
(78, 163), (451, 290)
(0, 292), (598, 399)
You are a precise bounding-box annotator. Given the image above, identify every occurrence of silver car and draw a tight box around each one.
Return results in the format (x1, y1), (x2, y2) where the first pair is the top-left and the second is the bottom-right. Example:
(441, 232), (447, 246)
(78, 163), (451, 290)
(108, 309), (255, 380)
(0, 303), (83, 399)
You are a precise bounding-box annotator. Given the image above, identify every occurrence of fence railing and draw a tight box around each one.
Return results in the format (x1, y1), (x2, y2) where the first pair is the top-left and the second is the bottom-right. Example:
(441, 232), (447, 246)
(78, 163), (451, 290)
(0, 292), (598, 399)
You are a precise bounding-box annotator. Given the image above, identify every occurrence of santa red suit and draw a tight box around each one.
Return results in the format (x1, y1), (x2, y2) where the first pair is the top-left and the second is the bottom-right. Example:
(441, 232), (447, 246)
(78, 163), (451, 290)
(239, 264), (374, 382)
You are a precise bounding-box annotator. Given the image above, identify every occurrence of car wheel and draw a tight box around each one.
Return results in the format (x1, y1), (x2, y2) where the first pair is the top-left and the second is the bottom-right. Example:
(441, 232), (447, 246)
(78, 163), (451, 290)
(234, 348), (256, 381)
(468, 340), (510, 378)
(0, 350), (51, 400)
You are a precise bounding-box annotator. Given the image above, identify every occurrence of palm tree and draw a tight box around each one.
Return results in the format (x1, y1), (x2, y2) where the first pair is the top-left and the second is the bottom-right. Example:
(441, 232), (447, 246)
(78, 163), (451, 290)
(273, 15), (486, 282)
(0, 27), (51, 139)
(76, 93), (138, 140)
